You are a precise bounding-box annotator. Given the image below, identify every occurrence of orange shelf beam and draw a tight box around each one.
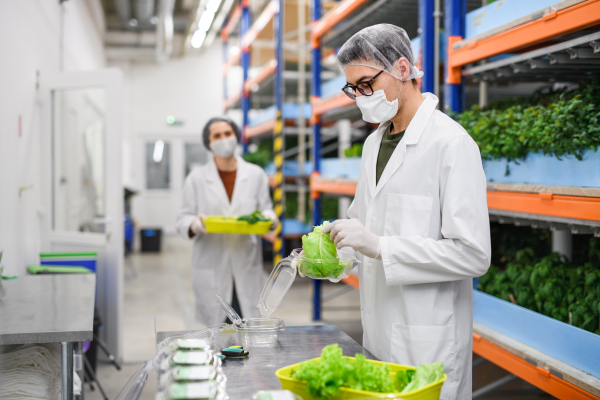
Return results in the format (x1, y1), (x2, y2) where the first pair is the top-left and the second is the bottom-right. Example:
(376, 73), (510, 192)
(448, 0), (600, 83)
(241, 1), (278, 50)
(246, 120), (276, 139)
(311, 0), (371, 46)
(310, 177), (357, 197)
(244, 60), (278, 93)
(225, 60), (277, 111)
(221, 4), (242, 41)
(222, 1), (277, 75)
(341, 273), (359, 289)
(473, 333), (600, 400)
(312, 94), (355, 117)
(223, 92), (241, 111)
(487, 191), (600, 222)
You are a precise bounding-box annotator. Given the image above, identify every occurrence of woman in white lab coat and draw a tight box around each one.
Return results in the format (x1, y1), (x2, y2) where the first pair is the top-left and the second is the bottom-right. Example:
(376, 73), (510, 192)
(176, 117), (278, 326)
(323, 25), (491, 400)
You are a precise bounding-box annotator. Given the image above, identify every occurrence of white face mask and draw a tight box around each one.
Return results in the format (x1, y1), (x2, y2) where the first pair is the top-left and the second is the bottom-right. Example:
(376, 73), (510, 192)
(210, 136), (237, 158)
(356, 75), (402, 124)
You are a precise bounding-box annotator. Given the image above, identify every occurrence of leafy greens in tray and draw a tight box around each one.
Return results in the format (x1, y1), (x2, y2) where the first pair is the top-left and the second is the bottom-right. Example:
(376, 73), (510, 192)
(291, 344), (444, 399)
(300, 222), (347, 279)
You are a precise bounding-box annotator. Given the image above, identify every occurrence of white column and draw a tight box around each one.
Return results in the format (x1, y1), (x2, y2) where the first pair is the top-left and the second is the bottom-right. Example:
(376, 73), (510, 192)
(552, 230), (572, 261)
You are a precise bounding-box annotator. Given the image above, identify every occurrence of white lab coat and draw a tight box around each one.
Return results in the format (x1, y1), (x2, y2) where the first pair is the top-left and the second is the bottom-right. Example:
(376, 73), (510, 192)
(347, 93), (491, 400)
(176, 156), (274, 325)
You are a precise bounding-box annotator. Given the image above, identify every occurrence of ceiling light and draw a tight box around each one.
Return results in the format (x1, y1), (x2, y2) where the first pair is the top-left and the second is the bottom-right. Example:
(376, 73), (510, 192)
(153, 140), (165, 163)
(191, 30), (207, 48)
(229, 46), (240, 56)
(129, 18), (138, 27)
(198, 10), (215, 32)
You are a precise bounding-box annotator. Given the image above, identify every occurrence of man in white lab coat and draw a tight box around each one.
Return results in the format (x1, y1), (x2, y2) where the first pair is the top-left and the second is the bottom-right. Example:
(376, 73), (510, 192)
(176, 117), (278, 326)
(323, 24), (491, 399)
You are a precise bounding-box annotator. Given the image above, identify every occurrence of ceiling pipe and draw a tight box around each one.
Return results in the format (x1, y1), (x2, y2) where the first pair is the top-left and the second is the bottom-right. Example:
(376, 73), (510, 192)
(156, 0), (176, 63)
(115, 0), (132, 25)
(135, 0), (156, 25)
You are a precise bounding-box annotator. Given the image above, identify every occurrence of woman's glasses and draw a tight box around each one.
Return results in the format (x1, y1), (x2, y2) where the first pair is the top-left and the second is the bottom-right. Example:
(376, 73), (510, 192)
(341, 70), (385, 100)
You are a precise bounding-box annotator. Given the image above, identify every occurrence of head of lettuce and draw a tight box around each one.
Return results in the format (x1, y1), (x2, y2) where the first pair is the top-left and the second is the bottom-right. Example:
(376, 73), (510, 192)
(300, 222), (349, 279)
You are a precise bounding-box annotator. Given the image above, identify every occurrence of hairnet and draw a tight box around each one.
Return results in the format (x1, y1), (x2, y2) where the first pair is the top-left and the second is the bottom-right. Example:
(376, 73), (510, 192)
(337, 24), (424, 81)
(202, 116), (241, 149)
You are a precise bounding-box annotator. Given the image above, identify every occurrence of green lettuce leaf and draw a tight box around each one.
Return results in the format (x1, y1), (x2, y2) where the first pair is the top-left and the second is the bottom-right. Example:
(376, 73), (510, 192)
(300, 222), (345, 278)
(400, 362), (444, 394)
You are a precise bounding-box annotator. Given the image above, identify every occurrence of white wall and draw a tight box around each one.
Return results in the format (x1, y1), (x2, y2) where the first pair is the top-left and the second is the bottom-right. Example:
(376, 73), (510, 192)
(0, 0), (106, 276)
(112, 42), (224, 234)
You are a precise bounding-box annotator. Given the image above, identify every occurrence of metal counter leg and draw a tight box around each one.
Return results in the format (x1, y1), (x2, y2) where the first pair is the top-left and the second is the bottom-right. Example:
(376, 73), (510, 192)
(61, 342), (74, 400)
(74, 342), (84, 400)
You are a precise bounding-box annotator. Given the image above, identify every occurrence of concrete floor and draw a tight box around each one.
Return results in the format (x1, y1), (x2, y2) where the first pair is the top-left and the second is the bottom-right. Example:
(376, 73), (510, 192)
(85, 235), (555, 400)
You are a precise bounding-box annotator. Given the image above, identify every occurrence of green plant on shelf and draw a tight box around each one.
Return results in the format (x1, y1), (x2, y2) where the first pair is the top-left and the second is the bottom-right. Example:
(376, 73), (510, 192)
(457, 79), (600, 162)
(478, 238), (600, 334)
(344, 143), (363, 158)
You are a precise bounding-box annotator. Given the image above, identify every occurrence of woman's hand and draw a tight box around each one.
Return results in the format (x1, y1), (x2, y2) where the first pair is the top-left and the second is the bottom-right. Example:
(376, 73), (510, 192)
(262, 209), (280, 231)
(189, 214), (207, 237)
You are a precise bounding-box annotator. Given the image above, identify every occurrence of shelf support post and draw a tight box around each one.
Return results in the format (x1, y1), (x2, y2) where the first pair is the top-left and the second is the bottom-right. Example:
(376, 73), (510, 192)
(273, 0), (286, 265)
(419, 0), (435, 94)
(444, 0), (466, 113)
(311, 0), (322, 321)
(241, 0), (251, 154)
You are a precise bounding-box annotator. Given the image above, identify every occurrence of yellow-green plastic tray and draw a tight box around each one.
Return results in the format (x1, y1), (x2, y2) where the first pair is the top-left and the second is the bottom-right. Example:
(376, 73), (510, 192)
(275, 357), (446, 400)
(202, 216), (272, 235)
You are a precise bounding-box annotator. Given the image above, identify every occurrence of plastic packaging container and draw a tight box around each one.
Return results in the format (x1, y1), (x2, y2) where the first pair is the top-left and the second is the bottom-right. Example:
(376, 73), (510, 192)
(217, 295), (285, 347)
(203, 216), (272, 235)
(249, 390), (303, 400)
(156, 381), (229, 400)
(257, 249), (360, 318)
(297, 249), (358, 282)
(276, 357), (446, 400)
(159, 365), (227, 390)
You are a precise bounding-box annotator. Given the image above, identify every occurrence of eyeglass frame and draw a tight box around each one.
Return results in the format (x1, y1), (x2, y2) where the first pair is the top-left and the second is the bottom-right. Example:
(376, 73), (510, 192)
(341, 69), (386, 100)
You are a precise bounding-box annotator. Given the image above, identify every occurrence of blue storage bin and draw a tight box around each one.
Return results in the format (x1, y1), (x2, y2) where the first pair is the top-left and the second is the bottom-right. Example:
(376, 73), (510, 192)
(482, 149), (600, 188)
(474, 290), (600, 378)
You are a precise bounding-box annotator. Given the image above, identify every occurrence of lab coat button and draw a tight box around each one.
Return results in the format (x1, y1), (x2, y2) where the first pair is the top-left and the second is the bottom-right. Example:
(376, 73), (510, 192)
(368, 308), (372, 315)
(368, 263), (373, 271)
(370, 217), (376, 224)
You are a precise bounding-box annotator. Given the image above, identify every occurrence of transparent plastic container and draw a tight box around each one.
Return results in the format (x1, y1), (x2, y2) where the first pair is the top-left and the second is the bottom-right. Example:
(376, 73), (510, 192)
(257, 248), (360, 318)
(297, 248), (359, 282)
(217, 295), (285, 347)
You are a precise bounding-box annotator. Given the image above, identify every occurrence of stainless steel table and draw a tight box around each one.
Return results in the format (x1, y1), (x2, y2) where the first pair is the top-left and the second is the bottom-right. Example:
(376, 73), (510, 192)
(157, 325), (377, 399)
(0, 274), (96, 400)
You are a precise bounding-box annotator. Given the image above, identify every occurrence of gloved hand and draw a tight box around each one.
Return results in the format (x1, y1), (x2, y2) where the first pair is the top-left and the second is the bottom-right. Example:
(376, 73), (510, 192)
(190, 214), (207, 236)
(261, 209), (280, 230)
(290, 250), (306, 277)
(322, 219), (381, 260)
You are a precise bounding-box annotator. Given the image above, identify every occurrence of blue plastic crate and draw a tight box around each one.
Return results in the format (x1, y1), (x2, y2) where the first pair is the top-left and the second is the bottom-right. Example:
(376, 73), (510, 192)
(482, 149), (600, 188)
(466, 0), (563, 39)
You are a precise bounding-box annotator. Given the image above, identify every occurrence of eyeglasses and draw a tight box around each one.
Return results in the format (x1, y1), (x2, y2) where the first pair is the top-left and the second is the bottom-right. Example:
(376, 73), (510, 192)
(341, 70), (385, 100)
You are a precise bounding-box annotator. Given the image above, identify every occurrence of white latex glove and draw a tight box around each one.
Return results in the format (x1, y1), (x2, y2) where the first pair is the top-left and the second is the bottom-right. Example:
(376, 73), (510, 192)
(190, 215), (207, 236)
(322, 219), (381, 260)
(261, 209), (280, 230)
(290, 250), (306, 277)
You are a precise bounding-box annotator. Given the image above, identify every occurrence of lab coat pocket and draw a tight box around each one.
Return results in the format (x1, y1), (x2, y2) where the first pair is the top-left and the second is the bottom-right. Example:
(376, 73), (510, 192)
(384, 193), (433, 237)
(391, 323), (456, 397)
